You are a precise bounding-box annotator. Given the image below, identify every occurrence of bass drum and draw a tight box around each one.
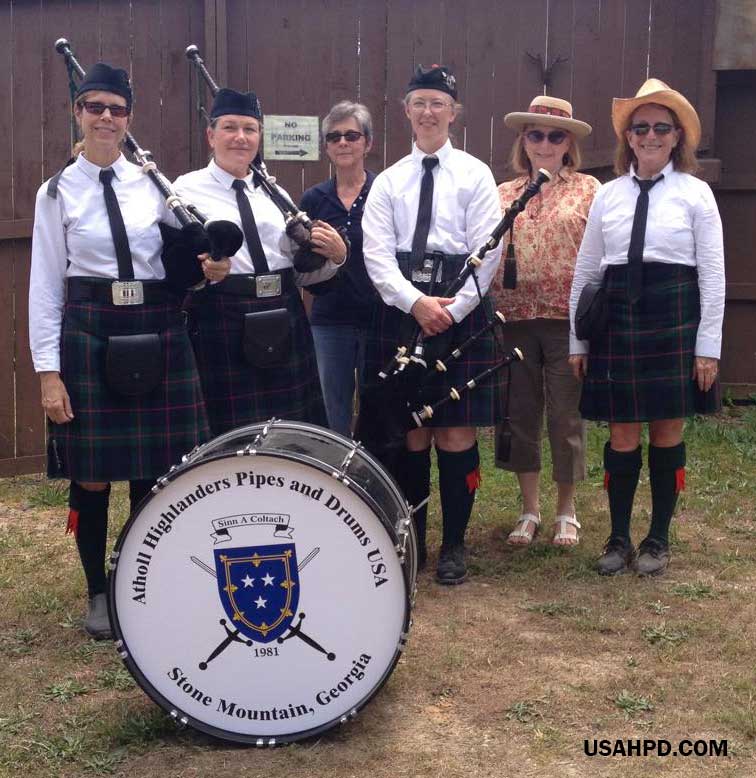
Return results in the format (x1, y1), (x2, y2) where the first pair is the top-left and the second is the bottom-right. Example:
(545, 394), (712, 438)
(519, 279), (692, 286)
(109, 420), (416, 745)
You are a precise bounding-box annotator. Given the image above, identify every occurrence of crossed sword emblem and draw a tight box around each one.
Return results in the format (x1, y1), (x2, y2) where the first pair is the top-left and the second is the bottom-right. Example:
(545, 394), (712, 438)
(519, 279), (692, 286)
(190, 547), (336, 670)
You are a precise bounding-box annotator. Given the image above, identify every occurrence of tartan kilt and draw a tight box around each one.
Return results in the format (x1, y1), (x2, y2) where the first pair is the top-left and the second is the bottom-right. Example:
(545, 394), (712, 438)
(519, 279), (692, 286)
(49, 298), (210, 482)
(580, 262), (721, 422)
(184, 286), (327, 435)
(364, 295), (501, 429)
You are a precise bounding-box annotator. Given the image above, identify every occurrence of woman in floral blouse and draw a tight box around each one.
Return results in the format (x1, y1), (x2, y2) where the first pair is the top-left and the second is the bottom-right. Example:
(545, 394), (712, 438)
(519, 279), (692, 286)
(491, 95), (599, 547)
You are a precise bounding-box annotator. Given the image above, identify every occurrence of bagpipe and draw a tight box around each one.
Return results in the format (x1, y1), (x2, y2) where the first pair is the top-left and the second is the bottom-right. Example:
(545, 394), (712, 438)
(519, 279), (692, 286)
(355, 169), (552, 468)
(54, 38), (243, 289)
(185, 44), (337, 273)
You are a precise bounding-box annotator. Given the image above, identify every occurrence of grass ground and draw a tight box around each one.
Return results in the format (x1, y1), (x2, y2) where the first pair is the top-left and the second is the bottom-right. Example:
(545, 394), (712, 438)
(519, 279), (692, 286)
(1, 408), (755, 777)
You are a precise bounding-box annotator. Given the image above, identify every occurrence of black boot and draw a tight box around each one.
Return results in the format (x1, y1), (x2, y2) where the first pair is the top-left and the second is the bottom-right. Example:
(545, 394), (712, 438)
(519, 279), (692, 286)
(636, 443), (686, 576)
(436, 443), (480, 585)
(397, 448), (431, 570)
(597, 444), (641, 575)
(68, 482), (112, 639)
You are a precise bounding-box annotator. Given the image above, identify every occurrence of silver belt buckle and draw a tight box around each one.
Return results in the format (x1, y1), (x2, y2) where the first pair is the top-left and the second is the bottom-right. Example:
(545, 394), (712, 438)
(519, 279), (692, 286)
(411, 257), (442, 285)
(111, 281), (144, 305)
(255, 274), (282, 298)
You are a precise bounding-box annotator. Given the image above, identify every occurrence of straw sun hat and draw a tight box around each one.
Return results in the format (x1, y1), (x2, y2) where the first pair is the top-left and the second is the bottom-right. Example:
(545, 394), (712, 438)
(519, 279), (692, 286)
(504, 95), (592, 138)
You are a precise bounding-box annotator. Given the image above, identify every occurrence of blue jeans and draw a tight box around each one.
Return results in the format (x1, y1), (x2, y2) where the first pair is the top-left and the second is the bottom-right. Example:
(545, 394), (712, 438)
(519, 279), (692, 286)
(311, 324), (369, 437)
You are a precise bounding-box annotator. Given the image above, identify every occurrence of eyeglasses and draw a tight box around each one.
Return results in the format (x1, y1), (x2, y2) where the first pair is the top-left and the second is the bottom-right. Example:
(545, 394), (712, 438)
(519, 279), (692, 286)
(78, 101), (130, 118)
(325, 130), (365, 144)
(524, 129), (568, 145)
(629, 122), (676, 136)
(408, 99), (452, 113)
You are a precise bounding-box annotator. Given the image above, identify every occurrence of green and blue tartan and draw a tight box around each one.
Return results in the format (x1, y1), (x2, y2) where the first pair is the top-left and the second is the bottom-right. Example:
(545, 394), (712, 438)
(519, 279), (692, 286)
(184, 287), (327, 435)
(580, 262), (721, 422)
(364, 254), (501, 429)
(49, 299), (210, 481)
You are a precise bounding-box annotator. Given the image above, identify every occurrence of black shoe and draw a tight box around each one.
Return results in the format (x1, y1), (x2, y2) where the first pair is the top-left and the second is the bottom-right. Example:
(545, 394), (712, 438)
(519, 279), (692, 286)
(597, 536), (635, 576)
(634, 537), (671, 577)
(436, 544), (467, 585)
(84, 592), (112, 640)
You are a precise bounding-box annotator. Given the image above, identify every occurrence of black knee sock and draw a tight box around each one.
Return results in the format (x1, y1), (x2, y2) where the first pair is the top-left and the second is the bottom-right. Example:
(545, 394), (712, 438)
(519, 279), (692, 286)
(68, 482), (111, 597)
(129, 479), (154, 516)
(437, 443), (480, 548)
(603, 443), (642, 541)
(648, 442), (686, 545)
(398, 448), (432, 558)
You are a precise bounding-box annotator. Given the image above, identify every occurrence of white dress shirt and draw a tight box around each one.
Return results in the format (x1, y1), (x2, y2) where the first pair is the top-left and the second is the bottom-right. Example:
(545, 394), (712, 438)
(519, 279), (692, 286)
(362, 140), (502, 323)
(29, 153), (170, 373)
(173, 159), (340, 286)
(569, 162), (725, 358)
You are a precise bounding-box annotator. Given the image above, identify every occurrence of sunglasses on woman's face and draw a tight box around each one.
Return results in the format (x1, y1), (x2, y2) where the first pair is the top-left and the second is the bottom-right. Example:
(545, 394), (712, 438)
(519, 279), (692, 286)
(78, 101), (130, 118)
(325, 130), (364, 143)
(629, 122), (676, 136)
(524, 129), (568, 145)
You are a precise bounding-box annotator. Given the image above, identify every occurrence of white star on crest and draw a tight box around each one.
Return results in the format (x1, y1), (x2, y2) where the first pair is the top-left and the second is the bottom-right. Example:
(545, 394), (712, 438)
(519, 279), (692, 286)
(241, 574), (255, 588)
(262, 572), (275, 586)
(254, 595), (267, 609)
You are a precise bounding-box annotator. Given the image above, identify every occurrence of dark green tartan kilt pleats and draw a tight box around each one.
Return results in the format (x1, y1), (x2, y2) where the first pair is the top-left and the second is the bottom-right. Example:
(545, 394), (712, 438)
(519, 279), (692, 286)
(580, 262), (721, 423)
(49, 299), (210, 482)
(364, 297), (501, 429)
(184, 288), (327, 435)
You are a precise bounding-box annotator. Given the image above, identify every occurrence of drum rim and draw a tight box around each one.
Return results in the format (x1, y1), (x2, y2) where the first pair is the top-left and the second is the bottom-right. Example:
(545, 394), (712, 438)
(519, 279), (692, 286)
(109, 444), (413, 745)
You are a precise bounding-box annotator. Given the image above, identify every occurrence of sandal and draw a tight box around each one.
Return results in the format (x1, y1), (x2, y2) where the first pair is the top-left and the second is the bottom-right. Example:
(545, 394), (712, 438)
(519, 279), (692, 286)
(552, 514), (581, 546)
(506, 512), (541, 546)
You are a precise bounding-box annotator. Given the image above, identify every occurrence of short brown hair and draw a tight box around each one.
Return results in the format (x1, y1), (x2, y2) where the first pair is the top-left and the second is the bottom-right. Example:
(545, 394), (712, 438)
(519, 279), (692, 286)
(509, 129), (582, 175)
(613, 104), (699, 175)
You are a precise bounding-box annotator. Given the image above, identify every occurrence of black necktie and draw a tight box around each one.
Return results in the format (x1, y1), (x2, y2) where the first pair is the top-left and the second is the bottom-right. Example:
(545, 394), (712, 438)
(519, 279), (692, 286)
(232, 179), (269, 274)
(410, 156), (439, 265)
(627, 174), (663, 303)
(99, 167), (134, 280)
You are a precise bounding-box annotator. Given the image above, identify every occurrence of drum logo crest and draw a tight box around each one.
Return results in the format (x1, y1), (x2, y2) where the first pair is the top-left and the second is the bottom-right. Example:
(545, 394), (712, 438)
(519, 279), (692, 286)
(214, 543), (300, 644)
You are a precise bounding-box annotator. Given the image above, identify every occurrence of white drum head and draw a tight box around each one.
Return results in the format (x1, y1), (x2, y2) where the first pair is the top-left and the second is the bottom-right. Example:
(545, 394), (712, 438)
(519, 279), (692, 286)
(110, 449), (410, 745)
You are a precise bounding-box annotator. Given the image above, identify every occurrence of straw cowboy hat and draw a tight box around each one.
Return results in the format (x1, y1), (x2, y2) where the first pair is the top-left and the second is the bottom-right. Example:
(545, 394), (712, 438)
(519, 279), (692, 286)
(611, 78), (701, 150)
(504, 95), (592, 138)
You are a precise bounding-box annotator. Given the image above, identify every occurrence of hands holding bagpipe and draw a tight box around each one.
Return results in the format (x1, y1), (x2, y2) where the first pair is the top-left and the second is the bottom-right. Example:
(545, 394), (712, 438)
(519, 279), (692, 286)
(411, 294), (456, 336)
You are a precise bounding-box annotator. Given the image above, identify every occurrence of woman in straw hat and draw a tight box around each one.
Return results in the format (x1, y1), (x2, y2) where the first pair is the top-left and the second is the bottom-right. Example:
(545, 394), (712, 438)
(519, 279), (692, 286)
(568, 79), (725, 576)
(491, 96), (599, 548)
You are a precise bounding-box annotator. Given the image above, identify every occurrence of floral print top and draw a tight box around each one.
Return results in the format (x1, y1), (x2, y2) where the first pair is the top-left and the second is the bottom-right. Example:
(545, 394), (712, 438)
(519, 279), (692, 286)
(490, 168), (599, 321)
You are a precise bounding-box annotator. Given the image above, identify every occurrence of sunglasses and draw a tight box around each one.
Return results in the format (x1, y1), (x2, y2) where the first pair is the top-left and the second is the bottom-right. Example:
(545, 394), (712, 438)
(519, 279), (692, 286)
(325, 130), (364, 143)
(524, 129), (568, 145)
(78, 101), (130, 118)
(629, 122), (676, 136)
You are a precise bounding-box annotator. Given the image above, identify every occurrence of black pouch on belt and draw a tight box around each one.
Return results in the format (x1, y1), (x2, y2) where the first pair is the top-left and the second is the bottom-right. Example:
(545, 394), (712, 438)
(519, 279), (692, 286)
(575, 280), (608, 342)
(242, 308), (291, 367)
(105, 333), (163, 396)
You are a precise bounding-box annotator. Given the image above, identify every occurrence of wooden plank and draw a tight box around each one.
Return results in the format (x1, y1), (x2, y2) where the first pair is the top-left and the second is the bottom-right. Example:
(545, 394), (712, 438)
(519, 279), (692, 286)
(620, 0), (650, 97)
(226, 0), (248, 91)
(12, 1), (43, 220)
(546, 0), (573, 102)
(696, 0), (717, 153)
(0, 456), (46, 478)
(440, 0), (467, 153)
(385, 0), (415, 166)
(463, 0), (495, 164)
(72, 0), (102, 77)
(0, 241), (15, 461)
(0, 3), (14, 223)
(131, 0), (163, 166)
(0, 220), (34, 240)
(13, 239), (45, 459)
(188, 0), (209, 168)
(42, 0), (76, 180)
(158, 0), (195, 180)
(99, 0), (132, 70)
(411, 0), (443, 69)
(358, 0), (388, 174)
(569, 0), (600, 157)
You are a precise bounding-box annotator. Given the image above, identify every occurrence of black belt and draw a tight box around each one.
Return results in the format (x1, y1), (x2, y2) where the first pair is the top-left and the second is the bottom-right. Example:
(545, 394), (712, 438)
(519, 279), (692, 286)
(396, 251), (469, 289)
(202, 269), (296, 298)
(67, 277), (180, 305)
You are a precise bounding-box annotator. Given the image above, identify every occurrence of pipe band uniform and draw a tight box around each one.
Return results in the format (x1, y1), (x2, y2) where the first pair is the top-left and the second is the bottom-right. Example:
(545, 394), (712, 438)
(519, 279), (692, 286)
(359, 63), (510, 585)
(29, 48), (215, 642)
(173, 85), (349, 434)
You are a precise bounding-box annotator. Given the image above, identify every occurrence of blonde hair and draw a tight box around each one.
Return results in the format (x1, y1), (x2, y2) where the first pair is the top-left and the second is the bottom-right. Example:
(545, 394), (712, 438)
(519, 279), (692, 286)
(613, 104), (699, 175)
(509, 128), (582, 175)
